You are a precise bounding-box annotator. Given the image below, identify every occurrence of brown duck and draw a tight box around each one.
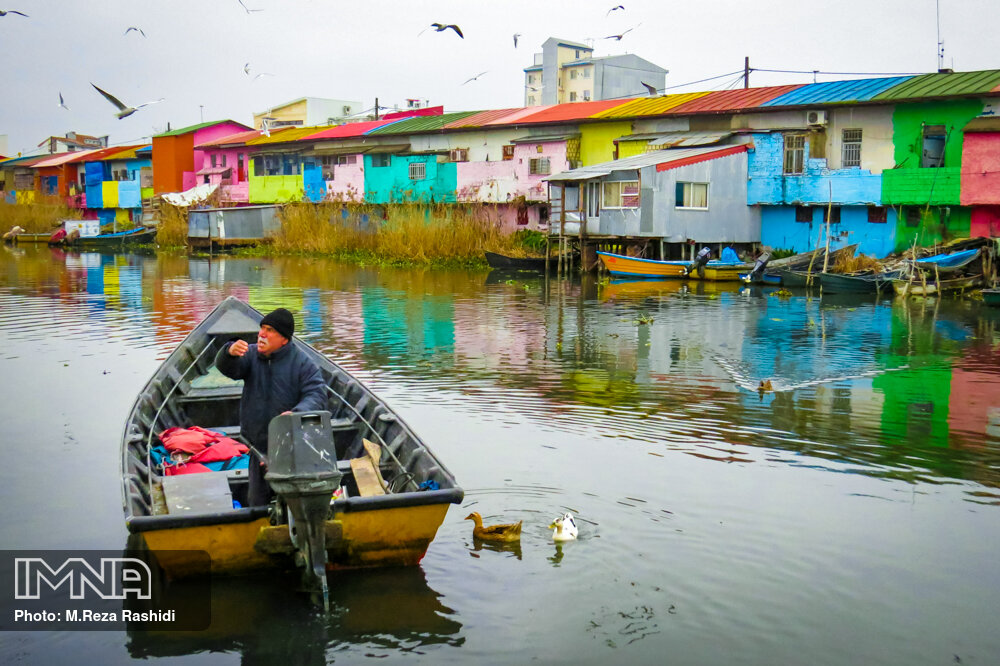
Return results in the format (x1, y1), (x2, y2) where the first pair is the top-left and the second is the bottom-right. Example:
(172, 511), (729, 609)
(465, 512), (522, 542)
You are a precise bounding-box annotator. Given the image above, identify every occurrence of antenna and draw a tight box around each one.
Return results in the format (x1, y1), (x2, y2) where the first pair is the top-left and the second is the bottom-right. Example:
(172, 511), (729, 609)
(936, 0), (945, 71)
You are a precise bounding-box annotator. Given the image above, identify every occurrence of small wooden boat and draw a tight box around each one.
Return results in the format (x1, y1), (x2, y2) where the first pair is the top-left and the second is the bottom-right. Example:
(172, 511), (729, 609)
(738, 272), (782, 285)
(982, 288), (1000, 306)
(818, 271), (897, 294)
(891, 274), (984, 296)
(596, 251), (750, 281)
(72, 226), (156, 247)
(768, 268), (816, 287)
(121, 297), (463, 595)
(10, 232), (55, 244)
(484, 251), (555, 270)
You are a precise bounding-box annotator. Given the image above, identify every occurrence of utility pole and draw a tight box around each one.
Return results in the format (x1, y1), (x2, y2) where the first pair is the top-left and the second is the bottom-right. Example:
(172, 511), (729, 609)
(744, 57), (750, 88)
(375, 97), (379, 121)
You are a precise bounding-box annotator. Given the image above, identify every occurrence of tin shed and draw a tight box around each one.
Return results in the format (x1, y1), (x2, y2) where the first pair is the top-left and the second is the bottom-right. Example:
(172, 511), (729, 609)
(187, 204), (281, 248)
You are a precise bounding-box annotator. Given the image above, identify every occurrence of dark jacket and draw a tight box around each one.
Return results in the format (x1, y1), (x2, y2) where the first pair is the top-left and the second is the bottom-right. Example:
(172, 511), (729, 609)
(215, 340), (328, 452)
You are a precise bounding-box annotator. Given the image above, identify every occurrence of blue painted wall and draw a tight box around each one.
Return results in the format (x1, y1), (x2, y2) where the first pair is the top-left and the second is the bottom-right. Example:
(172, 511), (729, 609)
(85, 162), (104, 208)
(118, 180), (142, 209)
(760, 205), (897, 258)
(363, 155), (457, 204)
(748, 133), (882, 205)
(302, 160), (326, 203)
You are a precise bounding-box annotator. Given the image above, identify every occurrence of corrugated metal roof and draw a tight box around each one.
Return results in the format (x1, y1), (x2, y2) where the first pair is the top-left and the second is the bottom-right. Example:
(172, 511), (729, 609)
(30, 149), (103, 168)
(154, 120), (249, 138)
(667, 85), (805, 114)
(510, 99), (636, 124)
(367, 111), (480, 135)
(304, 119), (404, 139)
(102, 145), (150, 160)
(762, 76), (915, 106)
(647, 131), (734, 147)
(872, 69), (1000, 100)
(591, 92), (710, 118)
(248, 126), (329, 145)
(196, 128), (276, 148)
(1, 154), (54, 168)
(482, 105), (557, 125)
(443, 108), (525, 129)
(964, 116), (1000, 132)
(511, 133), (580, 144)
(547, 144), (746, 180)
(62, 145), (146, 164)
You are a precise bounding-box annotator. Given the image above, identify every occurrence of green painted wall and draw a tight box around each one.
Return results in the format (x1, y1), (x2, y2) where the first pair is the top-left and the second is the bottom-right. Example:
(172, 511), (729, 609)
(581, 121), (632, 165)
(249, 175), (304, 203)
(891, 205), (971, 253)
(882, 99), (982, 206)
(363, 155), (457, 204)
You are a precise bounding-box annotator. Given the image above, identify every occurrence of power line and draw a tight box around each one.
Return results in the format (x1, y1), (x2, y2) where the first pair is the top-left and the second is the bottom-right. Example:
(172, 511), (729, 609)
(751, 67), (927, 77)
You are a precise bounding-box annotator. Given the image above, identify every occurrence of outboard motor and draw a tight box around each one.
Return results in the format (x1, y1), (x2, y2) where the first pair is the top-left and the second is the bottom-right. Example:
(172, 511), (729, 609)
(266, 411), (342, 611)
(746, 250), (772, 283)
(685, 246), (712, 278)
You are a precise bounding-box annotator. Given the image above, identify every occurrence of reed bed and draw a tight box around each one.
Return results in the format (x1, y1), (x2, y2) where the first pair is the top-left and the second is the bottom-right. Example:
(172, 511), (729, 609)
(0, 200), (80, 234)
(831, 252), (884, 274)
(272, 203), (524, 266)
(155, 204), (189, 247)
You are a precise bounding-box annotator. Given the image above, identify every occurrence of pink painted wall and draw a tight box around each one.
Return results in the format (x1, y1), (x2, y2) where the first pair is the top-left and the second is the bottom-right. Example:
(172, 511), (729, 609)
(961, 132), (1000, 205)
(514, 141), (570, 202)
(183, 122), (252, 192)
(324, 161), (365, 202)
(455, 159), (552, 231)
(971, 206), (1000, 237)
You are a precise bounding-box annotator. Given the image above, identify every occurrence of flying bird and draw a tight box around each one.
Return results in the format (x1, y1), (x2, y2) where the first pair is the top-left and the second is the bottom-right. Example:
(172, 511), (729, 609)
(513, 33), (521, 48)
(243, 62), (251, 75)
(604, 28), (633, 40)
(58, 92), (69, 111)
(252, 72), (274, 82)
(641, 81), (658, 96)
(91, 83), (163, 119)
(0, 9), (28, 17)
(430, 23), (463, 38)
(237, 0), (262, 13)
(606, 5), (625, 15)
(462, 71), (488, 85)
(124, 26), (146, 37)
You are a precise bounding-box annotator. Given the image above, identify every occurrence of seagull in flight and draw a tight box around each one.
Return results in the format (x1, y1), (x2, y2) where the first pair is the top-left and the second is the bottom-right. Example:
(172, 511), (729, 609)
(57, 92), (70, 111)
(462, 71), (488, 85)
(604, 28), (633, 40)
(252, 72), (274, 82)
(91, 83), (164, 119)
(606, 5), (625, 15)
(641, 81), (658, 96)
(430, 23), (463, 38)
(0, 9), (28, 17)
(124, 26), (146, 37)
(237, 0), (262, 13)
(244, 62), (251, 75)
(513, 33), (521, 48)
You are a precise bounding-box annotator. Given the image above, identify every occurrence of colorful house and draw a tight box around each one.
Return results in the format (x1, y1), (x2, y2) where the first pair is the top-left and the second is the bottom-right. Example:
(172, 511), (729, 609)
(152, 120), (252, 195)
(73, 144), (151, 226)
(960, 115), (1000, 237)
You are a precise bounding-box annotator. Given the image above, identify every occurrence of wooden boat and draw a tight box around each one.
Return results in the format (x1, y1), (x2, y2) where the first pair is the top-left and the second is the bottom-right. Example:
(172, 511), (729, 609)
(738, 272), (782, 285)
(982, 288), (1000, 306)
(891, 274), (984, 296)
(121, 297), (463, 591)
(818, 271), (897, 294)
(10, 232), (55, 244)
(596, 250), (750, 281)
(72, 226), (156, 247)
(484, 251), (555, 270)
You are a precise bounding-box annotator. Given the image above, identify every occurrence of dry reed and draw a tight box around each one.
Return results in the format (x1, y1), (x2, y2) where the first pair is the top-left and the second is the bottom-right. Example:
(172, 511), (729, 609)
(155, 204), (189, 247)
(0, 199), (81, 234)
(832, 252), (884, 274)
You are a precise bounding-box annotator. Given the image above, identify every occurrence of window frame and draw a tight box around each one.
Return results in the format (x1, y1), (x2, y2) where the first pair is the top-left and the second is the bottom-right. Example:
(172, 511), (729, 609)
(841, 128), (862, 168)
(867, 206), (887, 223)
(602, 180), (641, 209)
(783, 133), (806, 174)
(502, 145), (514, 161)
(408, 161), (426, 180)
(371, 153), (391, 168)
(674, 181), (709, 210)
(529, 157), (551, 175)
(795, 206), (813, 223)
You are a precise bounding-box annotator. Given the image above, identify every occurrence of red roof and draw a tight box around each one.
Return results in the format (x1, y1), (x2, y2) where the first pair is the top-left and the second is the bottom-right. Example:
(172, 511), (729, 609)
(196, 128), (271, 148)
(667, 85), (805, 114)
(509, 99), (637, 124)
(62, 144), (146, 164)
(381, 105), (443, 120)
(304, 119), (403, 140)
(654, 144), (748, 171)
(444, 108), (524, 129)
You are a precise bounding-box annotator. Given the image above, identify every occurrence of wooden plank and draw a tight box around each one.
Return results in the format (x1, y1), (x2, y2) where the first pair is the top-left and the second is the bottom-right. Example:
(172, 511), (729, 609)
(350, 457), (385, 496)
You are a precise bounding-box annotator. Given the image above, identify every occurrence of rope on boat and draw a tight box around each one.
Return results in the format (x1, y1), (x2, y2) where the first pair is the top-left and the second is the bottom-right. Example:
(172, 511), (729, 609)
(324, 385), (419, 492)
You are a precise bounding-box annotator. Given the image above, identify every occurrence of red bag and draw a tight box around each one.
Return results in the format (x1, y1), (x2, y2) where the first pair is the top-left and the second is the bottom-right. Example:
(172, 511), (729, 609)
(188, 439), (248, 464)
(159, 426), (222, 454)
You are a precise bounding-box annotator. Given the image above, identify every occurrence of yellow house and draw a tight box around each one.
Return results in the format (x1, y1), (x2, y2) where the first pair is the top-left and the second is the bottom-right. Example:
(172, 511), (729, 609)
(252, 97), (364, 130)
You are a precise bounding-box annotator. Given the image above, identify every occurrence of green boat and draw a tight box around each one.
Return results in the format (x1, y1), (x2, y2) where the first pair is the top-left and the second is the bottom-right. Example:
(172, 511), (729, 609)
(982, 288), (1000, 306)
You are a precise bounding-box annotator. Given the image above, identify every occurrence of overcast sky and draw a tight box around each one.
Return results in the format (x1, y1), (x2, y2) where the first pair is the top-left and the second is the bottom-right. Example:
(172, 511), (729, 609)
(1, 0), (997, 156)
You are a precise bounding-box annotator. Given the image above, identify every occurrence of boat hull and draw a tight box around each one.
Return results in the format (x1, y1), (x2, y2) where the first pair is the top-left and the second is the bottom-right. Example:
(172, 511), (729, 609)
(817, 272), (892, 294)
(892, 275), (984, 296)
(72, 226), (156, 247)
(596, 251), (750, 280)
(484, 251), (554, 270)
(982, 288), (1000, 306)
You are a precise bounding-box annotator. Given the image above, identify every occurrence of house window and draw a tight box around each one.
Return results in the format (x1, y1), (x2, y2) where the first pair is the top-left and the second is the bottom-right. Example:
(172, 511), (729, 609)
(449, 148), (468, 162)
(211, 154), (218, 168)
(371, 154), (391, 168)
(823, 206), (841, 224)
(675, 182), (709, 209)
(529, 157), (551, 175)
(905, 207), (923, 227)
(409, 161), (426, 180)
(922, 124), (946, 167)
(334, 154), (356, 166)
(842, 129), (862, 168)
(320, 156), (336, 180)
(575, 49), (581, 58)
(502, 145), (514, 161)
(583, 90), (591, 101)
(603, 180), (640, 208)
(569, 92), (577, 102)
(867, 206), (887, 223)
(784, 134), (805, 174)
(570, 69), (578, 80)
(795, 206), (813, 223)
(584, 68), (591, 78)
(221, 154), (227, 168)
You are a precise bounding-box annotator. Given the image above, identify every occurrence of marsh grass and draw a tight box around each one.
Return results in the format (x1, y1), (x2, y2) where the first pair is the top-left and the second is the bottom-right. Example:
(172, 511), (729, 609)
(272, 203), (526, 266)
(0, 199), (81, 233)
(155, 204), (189, 247)
(832, 253), (884, 274)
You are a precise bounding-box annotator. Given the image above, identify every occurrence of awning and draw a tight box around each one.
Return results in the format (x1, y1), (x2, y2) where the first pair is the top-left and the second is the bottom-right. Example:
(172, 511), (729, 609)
(963, 116), (1000, 133)
(195, 166), (232, 176)
(511, 133), (580, 144)
(546, 169), (613, 182)
(363, 143), (411, 154)
(310, 143), (372, 155)
(617, 130), (734, 148)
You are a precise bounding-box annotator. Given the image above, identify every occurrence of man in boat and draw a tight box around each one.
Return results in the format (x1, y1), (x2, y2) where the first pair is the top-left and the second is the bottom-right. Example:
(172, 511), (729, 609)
(215, 308), (327, 506)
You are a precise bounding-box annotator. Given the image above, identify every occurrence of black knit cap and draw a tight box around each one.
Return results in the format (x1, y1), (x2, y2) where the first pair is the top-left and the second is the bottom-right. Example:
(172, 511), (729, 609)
(260, 308), (295, 340)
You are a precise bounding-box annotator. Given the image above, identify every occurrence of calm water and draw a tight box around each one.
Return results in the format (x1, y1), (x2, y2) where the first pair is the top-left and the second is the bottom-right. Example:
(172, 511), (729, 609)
(1, 244), (999, 665)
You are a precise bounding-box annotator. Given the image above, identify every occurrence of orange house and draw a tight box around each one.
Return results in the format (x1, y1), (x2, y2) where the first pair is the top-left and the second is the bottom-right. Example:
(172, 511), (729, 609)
(152, 120), (252, 194)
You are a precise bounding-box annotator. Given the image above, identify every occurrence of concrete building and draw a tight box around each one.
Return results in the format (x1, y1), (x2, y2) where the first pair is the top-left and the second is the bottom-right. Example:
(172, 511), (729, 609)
(252, 97), (364, 130)
(523, 37), (667, 106)
(37, 132), (108, 154)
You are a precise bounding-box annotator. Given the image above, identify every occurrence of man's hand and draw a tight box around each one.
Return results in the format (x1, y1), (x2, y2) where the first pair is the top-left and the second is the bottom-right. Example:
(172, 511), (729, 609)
(228, 339), (249, 357)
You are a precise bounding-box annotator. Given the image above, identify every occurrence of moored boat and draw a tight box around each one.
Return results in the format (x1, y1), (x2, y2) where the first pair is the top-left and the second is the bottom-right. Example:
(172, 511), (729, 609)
(484, 251), (555, 270)
(73, 226), (156, 247)
(891, 274), (984, 296)
(982, 288), (1000, 306)
(818, 270), (897, 294)
(121, 297), (463, 587)
(596, 250), (750, 281)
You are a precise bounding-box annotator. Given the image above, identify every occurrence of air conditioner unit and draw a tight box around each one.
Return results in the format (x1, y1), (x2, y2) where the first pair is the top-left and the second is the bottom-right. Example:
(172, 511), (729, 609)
(806, 110), (828, 126)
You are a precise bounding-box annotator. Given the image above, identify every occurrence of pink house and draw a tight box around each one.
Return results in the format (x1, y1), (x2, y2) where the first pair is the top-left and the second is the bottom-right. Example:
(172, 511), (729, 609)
(195, 129), (265, 203)
(960, 118), (1000, 237)
(305, 119), (405, 202)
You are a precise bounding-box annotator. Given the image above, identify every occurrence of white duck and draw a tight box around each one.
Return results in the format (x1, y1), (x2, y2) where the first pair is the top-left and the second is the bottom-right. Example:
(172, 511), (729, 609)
(549, 512), (578, 541)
